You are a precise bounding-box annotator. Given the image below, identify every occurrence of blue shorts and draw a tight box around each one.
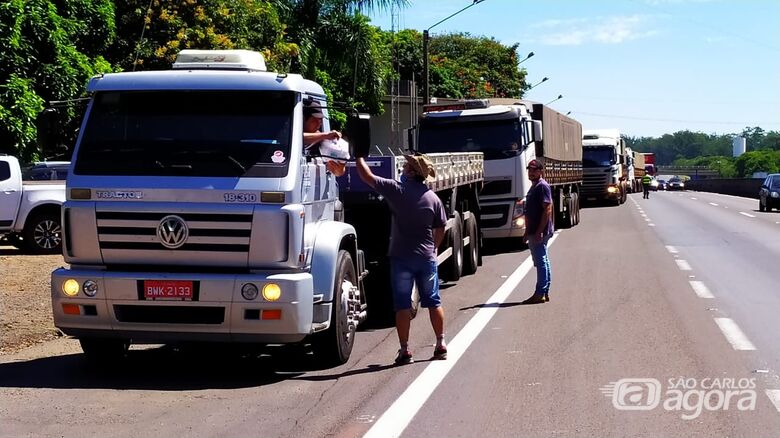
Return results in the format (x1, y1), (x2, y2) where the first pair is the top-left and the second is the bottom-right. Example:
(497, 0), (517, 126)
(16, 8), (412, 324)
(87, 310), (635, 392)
(390, 256), (441, 311)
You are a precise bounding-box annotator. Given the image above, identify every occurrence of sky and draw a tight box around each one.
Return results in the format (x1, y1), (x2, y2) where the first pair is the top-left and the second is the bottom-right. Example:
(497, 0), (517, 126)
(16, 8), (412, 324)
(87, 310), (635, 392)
(368, 0), (780, 138)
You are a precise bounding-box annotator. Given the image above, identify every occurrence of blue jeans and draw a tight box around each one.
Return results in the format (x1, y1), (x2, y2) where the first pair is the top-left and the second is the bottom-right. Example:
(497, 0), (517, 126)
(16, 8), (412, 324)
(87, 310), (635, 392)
(528, 235), (551, 296)
(390, 256), (441, 311)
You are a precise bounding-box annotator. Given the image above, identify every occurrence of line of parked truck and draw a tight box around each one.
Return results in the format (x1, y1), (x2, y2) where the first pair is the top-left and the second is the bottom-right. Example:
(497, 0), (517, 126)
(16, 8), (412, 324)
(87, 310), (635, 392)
(13, 49), (659, 367)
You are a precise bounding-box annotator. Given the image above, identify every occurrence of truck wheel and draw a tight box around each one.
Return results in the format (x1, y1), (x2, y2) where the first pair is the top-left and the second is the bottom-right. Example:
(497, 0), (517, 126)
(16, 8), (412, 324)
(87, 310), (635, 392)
(462, 213), (479, 276)
(79, 338), (130, 364)
(572, 193), (580, 225)
(312, 250), (357, 366)
(23, 212), (62, 254)
(439, 212), (463, 282)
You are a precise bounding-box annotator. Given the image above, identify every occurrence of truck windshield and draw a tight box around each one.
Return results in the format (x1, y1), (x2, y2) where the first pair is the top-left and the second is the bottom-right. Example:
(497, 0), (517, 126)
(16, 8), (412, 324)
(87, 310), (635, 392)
(418, 118), (522, 160)
(583, 146), (615, 167)
(74, 90), (295, 177)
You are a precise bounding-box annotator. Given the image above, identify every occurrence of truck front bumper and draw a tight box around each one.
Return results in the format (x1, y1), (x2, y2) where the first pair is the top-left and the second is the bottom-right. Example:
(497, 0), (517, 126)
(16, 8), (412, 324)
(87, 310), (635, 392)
(51, 267), (315, 344)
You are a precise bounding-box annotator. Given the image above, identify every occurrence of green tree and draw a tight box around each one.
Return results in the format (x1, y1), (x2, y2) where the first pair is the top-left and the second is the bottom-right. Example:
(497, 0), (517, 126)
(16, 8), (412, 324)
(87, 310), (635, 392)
(108, 0), (294, 72)
(734, 150), (779, 177)
(429, 32), (525, 99)
(0, 0), (114, 161)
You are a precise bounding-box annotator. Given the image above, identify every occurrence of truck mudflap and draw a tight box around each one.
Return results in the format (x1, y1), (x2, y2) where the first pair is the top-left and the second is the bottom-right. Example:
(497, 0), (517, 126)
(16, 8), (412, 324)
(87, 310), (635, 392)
(51, 267), (315, 343)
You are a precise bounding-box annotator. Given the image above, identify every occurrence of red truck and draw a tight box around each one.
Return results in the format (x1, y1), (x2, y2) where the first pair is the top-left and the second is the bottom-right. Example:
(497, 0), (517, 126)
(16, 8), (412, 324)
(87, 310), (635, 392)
(642, 152), (657, 176)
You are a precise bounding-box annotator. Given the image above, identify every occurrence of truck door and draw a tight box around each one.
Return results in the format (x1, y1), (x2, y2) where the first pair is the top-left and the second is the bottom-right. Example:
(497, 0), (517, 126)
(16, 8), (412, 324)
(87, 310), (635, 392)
(0, 157), (23, 228)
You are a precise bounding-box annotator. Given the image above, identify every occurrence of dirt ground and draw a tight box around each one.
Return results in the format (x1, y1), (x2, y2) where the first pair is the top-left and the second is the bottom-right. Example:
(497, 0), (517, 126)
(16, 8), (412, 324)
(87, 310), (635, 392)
(0, 246), (67, 354)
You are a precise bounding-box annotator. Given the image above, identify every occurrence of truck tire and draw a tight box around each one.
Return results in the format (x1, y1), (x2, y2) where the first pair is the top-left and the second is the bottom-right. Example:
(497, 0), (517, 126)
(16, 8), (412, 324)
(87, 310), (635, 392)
(312, 250), (357, 366)
(23, 211), (62, 254)
(79, 338), (130, 365)
(439, 212), (463, 282)
(462, 212), (479, 276)
(572, 193), (580, 226)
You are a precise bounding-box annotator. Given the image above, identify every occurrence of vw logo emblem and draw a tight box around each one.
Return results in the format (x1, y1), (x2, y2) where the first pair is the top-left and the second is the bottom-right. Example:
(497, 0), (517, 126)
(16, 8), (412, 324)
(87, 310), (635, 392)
(157, 215), (189, 249)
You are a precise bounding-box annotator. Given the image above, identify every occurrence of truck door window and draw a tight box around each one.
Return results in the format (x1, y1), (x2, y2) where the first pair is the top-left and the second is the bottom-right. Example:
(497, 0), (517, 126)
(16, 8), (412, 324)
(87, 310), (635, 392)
(74, 90), (295, 177)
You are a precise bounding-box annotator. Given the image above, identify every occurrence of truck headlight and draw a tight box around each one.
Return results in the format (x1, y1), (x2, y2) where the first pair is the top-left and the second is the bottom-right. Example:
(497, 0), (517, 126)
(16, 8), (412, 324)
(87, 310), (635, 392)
(262, 283), (281, 302)
(772, 192), (779, 198)
(62, 279), (80, 297)
(241, 283), (259, 300)
(607, 186), (618, 193)
(82, 280), (98, 297)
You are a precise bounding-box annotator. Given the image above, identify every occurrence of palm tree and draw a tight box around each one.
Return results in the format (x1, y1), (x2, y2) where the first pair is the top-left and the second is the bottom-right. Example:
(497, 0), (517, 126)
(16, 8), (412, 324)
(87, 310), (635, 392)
(276, 0), (408, 113)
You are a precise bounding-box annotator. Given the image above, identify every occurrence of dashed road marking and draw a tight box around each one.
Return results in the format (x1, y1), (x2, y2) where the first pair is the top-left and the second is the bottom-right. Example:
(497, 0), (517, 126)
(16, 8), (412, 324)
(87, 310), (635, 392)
(665, 245), (678, 254)
(765, 390), (780, 413)
(675, 260), (692, 271)
(690, 197), (697, 200)
(709, 202), (719, 206)
(739, 212), (756, 218)
(714, 318), (756, 351)
(689, 281), (714, 298)
(648, 223), (656, 227)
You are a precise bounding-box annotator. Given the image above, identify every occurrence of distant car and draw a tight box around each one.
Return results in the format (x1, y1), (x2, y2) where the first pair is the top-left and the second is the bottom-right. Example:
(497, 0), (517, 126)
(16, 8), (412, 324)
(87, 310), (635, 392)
(759, 173), (780, 212)
(667, 177), (685, 191)
(654, 179), (667, 191)
(22, 161), (70, 181)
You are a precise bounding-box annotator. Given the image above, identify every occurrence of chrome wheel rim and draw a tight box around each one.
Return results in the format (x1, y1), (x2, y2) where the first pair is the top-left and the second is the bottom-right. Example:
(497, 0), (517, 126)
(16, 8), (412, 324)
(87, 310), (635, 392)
(33, 220), (61, 249)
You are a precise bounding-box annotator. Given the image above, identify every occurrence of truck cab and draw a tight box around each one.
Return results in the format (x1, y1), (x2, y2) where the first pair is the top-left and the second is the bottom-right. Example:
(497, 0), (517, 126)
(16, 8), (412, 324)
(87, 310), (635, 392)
(581, 129), (628, 205)
(47, 50), (368, 365)
(418, 100), (537, 239)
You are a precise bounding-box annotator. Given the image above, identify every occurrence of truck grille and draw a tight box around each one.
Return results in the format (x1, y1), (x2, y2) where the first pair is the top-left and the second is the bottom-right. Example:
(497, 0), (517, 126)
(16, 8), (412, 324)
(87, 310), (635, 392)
(96, 211), (252, 253)
(582, 172), (611, 195)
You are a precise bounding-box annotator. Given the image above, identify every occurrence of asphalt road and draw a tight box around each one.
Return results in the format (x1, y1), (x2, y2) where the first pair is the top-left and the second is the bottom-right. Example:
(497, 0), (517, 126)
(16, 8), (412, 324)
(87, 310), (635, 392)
(2, 190), (780, 437)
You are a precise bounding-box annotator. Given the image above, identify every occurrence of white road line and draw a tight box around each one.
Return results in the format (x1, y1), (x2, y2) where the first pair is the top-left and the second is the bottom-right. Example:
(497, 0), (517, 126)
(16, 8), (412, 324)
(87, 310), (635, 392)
(740, 212), (756, 218)
(675, 260), (692, 271)
(714, 318), (756, 351)
(665, 245), (678, 254)
(648, 223), (655, 227)
(690, 197), (697, 200)
(709, 202), (719, 206)
(689, 281), (714, 298)
(363, 234), (559, 438)
(765, 390), (780, 413)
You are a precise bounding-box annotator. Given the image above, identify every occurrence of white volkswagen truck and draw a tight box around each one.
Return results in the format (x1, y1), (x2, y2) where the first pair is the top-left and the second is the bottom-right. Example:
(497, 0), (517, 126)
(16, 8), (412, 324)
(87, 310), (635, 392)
(0, 155), (66, 253)
(46, 50), (376, 366)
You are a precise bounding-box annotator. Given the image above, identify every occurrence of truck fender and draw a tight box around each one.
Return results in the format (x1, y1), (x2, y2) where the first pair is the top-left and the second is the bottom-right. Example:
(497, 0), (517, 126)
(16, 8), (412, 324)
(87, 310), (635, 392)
(310, 221), (358, 304)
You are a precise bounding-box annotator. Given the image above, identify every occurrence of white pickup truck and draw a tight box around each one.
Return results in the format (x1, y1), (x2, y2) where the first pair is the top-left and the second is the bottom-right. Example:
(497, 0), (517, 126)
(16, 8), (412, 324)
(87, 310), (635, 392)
(0, 155), (66, 253)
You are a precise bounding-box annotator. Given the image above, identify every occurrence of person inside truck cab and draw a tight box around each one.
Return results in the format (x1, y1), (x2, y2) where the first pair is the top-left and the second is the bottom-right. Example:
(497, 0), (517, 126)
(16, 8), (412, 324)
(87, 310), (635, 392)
(303, 100), (346, 176)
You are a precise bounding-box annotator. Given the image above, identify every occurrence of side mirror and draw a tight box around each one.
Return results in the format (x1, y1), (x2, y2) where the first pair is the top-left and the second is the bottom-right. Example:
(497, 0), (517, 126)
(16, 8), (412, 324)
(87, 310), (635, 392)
(406, 126), (417, 152)
(345, 113), (371, 158)
(36, 108), (61, 156)
(532, 120), (543, 142)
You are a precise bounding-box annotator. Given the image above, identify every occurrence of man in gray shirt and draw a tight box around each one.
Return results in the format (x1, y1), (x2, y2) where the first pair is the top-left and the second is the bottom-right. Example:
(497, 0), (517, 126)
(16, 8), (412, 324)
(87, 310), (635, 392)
(356, 153), (448, 365)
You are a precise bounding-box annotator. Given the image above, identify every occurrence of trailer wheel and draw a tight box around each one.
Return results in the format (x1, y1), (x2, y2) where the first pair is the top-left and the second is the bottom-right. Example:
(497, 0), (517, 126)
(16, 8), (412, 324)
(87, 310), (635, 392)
(462, 212), (479, 276)
(23, 211), (62, 254)
(79, 338), (130, 365)
(572, 193), (580, 226)
(312, 250), (357, 366)
(439, 212), (463, 282)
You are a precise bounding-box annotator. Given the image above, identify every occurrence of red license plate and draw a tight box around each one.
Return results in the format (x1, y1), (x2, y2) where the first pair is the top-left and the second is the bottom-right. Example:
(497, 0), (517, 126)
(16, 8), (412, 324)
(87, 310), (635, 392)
(143, 280), (194, 300)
